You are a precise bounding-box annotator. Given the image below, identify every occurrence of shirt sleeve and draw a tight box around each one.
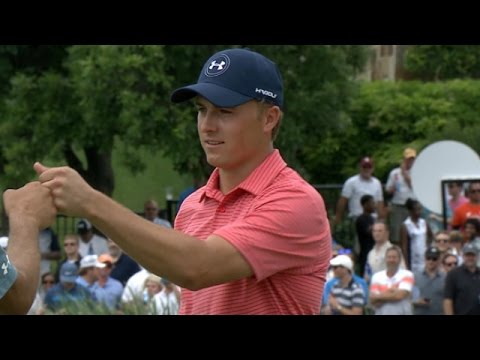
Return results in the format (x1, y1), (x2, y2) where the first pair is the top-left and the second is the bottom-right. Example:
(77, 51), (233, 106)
(341, 177), (354, 198)
(386, 169), (396, 190)
(369, 273), (382, 295)
(0, 248), (18, 299)
(398, 271), (414, 292)
(374, 179), (384, 202)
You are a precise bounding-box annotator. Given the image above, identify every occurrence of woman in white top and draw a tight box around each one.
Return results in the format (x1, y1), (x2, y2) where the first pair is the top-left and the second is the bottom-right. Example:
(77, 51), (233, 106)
(400, 199), (433, 273)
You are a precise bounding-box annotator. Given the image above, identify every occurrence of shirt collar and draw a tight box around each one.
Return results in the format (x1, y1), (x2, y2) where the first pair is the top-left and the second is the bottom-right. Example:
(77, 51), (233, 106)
(199, 149), (287, 202)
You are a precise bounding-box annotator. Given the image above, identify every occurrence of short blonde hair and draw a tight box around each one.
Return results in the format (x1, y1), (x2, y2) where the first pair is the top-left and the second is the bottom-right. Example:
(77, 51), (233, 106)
(144, 274), (162, 288)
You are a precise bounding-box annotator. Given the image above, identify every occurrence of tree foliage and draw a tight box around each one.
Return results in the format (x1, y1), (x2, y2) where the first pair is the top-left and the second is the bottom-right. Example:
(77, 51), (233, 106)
(0, 45), (369, 193)
(304, 79), (480, 184)
(404, 45), (480, 81)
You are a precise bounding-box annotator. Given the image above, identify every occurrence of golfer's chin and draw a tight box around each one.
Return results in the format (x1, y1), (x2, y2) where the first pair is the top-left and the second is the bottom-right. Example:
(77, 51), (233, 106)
(204, 153), (223, 169)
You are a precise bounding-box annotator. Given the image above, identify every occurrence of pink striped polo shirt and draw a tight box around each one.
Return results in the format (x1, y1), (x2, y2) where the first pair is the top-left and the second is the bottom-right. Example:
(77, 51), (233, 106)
(175, 150), (331, 314)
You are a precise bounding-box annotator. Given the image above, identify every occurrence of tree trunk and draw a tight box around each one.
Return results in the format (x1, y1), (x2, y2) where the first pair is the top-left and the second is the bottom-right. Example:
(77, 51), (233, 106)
(64, 145), (115, 196)
(83, 146), (115, 197)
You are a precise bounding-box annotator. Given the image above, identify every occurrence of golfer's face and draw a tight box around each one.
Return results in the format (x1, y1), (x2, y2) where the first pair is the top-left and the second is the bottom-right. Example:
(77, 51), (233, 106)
(196, 97), (268, 171)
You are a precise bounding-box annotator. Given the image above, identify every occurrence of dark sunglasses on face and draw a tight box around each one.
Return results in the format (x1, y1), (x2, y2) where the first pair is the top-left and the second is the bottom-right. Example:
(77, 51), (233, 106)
(426, 256), (439, 261)
(470, 189), (480, 194)
(444, 262), (458, 267)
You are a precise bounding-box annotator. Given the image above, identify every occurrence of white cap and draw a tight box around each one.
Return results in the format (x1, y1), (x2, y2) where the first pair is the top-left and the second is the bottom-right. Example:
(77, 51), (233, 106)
(0, 236), (8, 249)
(79, 254), (106, 269)
(329, 255), (353, 272)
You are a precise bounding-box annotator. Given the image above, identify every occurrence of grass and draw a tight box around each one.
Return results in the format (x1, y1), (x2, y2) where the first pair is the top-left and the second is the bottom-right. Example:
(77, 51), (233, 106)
(112, 146), (192, 213)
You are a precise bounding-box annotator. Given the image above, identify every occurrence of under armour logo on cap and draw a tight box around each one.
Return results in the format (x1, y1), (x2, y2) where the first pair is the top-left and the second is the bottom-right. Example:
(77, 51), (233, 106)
(171, 48), (284, 110)
(205, 55), (230, 77)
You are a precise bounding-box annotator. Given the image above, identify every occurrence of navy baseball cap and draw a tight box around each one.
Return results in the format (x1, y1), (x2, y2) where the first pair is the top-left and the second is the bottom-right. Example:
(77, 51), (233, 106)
(60, 262), (78, 283)
(171, 48), (284, 110)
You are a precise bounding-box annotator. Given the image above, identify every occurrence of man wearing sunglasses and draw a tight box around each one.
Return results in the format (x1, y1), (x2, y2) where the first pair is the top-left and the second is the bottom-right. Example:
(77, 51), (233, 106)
(412, 246), (445, 315)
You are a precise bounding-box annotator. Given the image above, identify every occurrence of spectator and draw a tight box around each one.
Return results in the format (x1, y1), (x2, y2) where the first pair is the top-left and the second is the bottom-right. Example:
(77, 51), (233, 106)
(412, 246), (445, 315)
(386, 147), (417, 243)
(444, 243), (480, 315)
(76, 219), (108, 257)
(369, 246), (414, 315)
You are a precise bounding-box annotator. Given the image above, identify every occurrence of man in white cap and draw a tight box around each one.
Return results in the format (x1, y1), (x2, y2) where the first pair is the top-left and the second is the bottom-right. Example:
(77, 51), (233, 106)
(322, 254), (366, 315)
(76, 254), (99, 292)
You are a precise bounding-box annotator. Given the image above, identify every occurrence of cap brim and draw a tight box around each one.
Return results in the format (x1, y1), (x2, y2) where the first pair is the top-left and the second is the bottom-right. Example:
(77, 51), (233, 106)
(95, 262), (107, 268)
(171, 82), (252, 108)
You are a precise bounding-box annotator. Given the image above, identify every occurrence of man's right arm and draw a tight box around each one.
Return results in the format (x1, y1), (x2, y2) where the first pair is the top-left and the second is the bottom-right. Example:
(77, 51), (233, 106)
(443, 271), (455, 315)
(385, 169), (396, 195)
(35, 163), (254, 291)
(443, 299), (454, 315)
(0, 182), (56, 314)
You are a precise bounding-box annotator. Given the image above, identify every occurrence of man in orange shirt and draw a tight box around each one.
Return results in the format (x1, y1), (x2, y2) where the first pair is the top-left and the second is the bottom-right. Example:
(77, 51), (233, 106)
(452, 181), (480, 231)
(32, 48), (331, 314)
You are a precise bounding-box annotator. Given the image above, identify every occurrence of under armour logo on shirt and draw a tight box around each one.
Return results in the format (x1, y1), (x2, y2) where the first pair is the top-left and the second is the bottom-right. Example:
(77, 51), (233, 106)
(2, 262), (8, 275)
(209, 60), (226, 71)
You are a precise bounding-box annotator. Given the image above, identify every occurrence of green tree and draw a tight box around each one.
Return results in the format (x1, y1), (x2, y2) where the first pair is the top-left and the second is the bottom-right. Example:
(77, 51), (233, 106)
(404, 45), (480, 81)
(0, 45), (368, 195)
(1, 45), (172, 194)
(305, 79), (480, 186)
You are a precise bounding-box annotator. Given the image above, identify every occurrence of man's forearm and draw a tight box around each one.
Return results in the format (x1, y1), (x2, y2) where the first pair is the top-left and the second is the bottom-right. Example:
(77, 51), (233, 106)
(372, 289), (408, 303)
(335, 197), (347, 224)
(86, 190), (216, 290)
(0, 219), (41, 314)
(443, 298), (454, 315)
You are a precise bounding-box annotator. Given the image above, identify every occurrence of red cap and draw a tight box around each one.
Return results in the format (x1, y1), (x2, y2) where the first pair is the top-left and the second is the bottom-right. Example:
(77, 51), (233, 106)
(360, 157), (374, 167)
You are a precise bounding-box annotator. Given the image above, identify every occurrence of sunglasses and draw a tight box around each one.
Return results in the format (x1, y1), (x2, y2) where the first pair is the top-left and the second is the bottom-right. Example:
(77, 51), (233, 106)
(444, 262), (458, 267)
(470, 189), (480, 193)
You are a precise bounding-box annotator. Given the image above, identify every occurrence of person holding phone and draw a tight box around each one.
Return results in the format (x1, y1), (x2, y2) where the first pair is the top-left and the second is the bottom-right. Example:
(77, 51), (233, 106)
(412, 246), (445, 315)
